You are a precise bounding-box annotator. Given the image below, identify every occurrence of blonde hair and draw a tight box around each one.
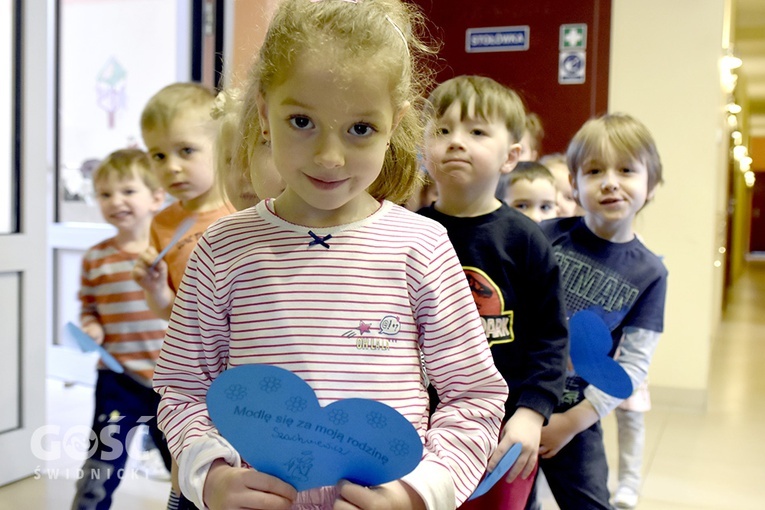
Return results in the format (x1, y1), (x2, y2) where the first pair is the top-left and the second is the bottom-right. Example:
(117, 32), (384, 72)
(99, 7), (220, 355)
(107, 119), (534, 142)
(248, 0), (438, 205)
(539, 152), (566, 169)
(233, 80), (265, 195)
(140, 82), (217, 134)
(426, 75), (527, 143)
(567, 113), (663, 191)
(211, 88), (245, 204)
(92, 148), (161, 191)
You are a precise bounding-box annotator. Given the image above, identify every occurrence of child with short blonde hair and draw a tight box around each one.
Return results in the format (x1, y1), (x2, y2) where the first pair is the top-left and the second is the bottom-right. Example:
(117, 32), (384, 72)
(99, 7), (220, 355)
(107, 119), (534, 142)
(132, 82), (234, 509)
(152, 2), (508, 510)
(132, 82), (233, 321)
(537, 113), (667, 510)
(503, 161), (558, 223)
(71, 148), (169, 509)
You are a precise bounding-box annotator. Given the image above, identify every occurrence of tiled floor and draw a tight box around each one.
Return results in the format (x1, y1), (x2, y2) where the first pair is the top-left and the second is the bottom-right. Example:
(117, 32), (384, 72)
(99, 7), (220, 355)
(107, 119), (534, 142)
(2, 261), (765, 509)
(606, 259), (765, 510)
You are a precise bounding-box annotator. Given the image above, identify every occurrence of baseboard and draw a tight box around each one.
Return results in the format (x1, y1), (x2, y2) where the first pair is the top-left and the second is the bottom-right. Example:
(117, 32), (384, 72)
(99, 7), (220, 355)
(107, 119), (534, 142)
(649, 385), (707, 412)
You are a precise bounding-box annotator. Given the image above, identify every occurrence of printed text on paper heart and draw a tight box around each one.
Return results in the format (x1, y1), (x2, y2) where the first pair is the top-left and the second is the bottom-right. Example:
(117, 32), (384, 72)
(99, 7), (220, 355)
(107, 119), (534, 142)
(234, 406), (390, 465)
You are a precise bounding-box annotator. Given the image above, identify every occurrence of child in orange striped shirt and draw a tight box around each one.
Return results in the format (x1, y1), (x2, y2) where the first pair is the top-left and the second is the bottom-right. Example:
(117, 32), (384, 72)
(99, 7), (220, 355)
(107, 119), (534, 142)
(71, 148), (170, 510)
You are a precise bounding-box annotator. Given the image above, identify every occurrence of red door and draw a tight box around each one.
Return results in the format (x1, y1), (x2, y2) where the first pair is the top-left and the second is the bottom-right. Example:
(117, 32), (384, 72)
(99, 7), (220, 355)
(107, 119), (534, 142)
(750, 175), (765, 253)
(411, 0), (611, 154)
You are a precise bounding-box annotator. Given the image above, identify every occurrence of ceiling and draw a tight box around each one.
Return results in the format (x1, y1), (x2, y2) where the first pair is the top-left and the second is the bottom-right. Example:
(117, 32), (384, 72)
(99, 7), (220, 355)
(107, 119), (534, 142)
(734, 0), (765, 138)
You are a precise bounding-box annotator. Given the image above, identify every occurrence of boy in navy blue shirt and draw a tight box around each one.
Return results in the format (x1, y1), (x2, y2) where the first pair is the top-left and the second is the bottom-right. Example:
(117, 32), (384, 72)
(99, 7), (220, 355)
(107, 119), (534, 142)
(537, 113), (668, 510)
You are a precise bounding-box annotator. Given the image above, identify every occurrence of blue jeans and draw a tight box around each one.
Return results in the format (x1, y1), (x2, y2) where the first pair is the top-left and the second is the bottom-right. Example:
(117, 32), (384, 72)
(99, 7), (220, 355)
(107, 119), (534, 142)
(71, 370), (172, 510)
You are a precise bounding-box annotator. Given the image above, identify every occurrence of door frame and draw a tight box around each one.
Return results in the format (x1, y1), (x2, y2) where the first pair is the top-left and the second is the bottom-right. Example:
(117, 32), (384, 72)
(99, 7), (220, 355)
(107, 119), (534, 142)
(0, 0), (54, 486)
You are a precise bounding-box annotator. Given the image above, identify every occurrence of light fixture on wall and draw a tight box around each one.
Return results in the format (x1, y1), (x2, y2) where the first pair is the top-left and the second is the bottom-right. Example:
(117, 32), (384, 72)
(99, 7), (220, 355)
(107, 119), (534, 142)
(731, 130), (742, 145)
(721, 48), (741, 94)
(722, 52), (743, 70)
(726, 103), (743, 115)
(721, 68), (738, 94)
(733, 145), (748, 161)
(744, 171), (756, 188)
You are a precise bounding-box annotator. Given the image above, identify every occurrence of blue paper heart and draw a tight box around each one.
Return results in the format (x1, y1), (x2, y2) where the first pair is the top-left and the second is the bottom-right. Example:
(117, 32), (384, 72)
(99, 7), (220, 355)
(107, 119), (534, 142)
(206, 365), (423, 491)
(569, 311), (633, 399)
(468, 442), (522, 500)
(64, 322), (124, 373)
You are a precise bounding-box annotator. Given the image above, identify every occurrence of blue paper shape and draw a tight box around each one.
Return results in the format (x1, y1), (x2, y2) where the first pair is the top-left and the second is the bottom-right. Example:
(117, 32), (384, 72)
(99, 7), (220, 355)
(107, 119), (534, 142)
(569, 311), (633, 399)
(468, 442), (522, 500)
(206, 365), (423, 491)
(149, 216), (195, 269)
(64, 322), (124, 374)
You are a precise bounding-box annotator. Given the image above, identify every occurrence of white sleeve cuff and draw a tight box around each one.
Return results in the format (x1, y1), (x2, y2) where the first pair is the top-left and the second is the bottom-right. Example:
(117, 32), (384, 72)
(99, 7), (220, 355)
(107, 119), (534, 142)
(585, 327), (661, 418)
(177, 432), (242, 509)
(400, 460), (456, 510)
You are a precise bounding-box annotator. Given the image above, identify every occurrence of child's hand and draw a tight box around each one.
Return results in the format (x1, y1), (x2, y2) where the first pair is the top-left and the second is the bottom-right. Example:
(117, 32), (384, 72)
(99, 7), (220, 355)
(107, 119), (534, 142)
(539, 413), (577, 458)
(334, 480), (425, 510)
(203, 459), (297, 510)
(81, 322), (105, 345)
(488, 407), (544, 482)
(539, 401), (599, 459)
(132, 248), (175, 320)
(131, 247), (167, 293)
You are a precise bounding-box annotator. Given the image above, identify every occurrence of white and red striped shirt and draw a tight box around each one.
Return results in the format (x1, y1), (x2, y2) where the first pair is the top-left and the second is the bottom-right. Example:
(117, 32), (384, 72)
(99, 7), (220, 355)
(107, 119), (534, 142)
(79, 238), (168, 385)
(153, 200), (508, 509)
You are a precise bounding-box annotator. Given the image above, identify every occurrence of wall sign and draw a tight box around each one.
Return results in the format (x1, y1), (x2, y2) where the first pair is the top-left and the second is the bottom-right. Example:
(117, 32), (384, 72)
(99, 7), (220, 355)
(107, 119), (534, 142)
(466, 25), (530, 53)
(559, 23), (587, 84)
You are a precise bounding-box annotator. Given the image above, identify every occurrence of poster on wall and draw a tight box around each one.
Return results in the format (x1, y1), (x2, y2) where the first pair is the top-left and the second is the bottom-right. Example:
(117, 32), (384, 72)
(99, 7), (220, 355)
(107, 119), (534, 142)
(58, 0), (190, 223)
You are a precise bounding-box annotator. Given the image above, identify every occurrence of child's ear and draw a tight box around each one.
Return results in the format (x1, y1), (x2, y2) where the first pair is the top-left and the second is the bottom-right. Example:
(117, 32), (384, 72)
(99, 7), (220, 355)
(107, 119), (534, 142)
(645, 185), (657, 204)
(255, 93), (270, 142)
(500, 143), (522, 174)
(569, 173), (582, 205)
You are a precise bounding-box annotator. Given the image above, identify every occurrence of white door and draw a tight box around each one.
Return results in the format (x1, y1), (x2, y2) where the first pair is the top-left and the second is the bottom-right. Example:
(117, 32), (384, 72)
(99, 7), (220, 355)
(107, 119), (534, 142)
(0, 0), (53, 486)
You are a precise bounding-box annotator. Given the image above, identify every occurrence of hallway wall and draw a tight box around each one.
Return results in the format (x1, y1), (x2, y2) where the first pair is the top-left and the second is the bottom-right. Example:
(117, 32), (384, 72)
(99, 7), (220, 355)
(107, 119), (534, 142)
(610, 0), (729, 408)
